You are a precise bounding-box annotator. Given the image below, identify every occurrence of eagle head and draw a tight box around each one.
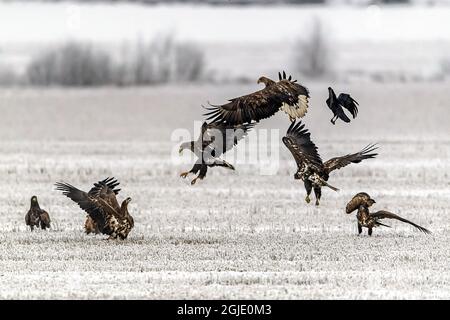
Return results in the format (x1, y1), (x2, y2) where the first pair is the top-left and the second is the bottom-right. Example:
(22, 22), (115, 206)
(257, 76), (274, 87)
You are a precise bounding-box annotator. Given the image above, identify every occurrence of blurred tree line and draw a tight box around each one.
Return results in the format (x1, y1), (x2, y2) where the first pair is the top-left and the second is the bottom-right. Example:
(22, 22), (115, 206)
(18, 0), (413, 4)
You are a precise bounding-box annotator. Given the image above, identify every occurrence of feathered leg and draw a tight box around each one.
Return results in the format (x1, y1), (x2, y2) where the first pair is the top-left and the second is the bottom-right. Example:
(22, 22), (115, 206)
(313, 187), (322, 206)
(180, 163), (201, 179)
(191, 165), (208, 185)
(304, 180), (312, 204)
(368, 227), (373, 236)
(357, 222), (362, 235)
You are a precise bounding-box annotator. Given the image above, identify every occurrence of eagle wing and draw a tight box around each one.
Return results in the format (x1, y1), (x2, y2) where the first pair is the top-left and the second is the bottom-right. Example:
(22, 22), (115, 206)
(87, 177), (121, 214)
(55, 178), (122, 230)
(371, 210), (431, 234)
(282, 121), (324, 171)
(204, 77), (309, 125)
(203, 122), (255, 157)
(324, 144), (378, 174)
(337, 93), (359, 119)
(345, 192), (373, 214)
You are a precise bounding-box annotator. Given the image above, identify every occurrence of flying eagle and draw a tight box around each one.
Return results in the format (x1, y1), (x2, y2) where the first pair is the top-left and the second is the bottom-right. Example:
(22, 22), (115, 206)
(204, 71), (310, 125)
(346, 192), (431, 236)
(282, 121), (378, 205)
(55, 177), (134, 240)
(25, 195), (51, 231)
(179, 121), (254, 185)
(326, 87), (359, 124)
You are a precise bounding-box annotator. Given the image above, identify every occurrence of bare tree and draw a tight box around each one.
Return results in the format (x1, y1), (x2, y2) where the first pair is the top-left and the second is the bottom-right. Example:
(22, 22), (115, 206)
(27, 42), (113, 86)
(294, 18), (331, 79)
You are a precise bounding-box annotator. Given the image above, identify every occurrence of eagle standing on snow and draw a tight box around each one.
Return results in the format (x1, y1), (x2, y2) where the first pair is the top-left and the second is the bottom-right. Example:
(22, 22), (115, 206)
(55, 177), (134, 240)
(204, 71), (310, 125)
(346, 192), (431, 236)
(326, 87), (359, 124)
(25, 196), (51, 231)
(179, 121), (254, 185)
(283, 121), (378, 206)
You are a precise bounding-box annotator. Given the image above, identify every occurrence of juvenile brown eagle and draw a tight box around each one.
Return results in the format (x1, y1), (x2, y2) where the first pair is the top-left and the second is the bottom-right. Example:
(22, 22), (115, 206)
(55, 177), (134, 240)
(25, 195), (51, 231)
(283, 121), (378, 206)
(179, 121), (254, 185)
(326, 87), (359, 124)
(204, 71), (310, 125)
(84, 215), (100, 235)
(346, 192), (431, 236)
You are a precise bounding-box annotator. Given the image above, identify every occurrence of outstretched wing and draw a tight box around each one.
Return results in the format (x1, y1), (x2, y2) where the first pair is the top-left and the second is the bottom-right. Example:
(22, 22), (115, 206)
(204, 74), (309, 125)
(282, 121), (323, 171)
(324, 144), (378, 174)
(337, 93), (359, 119)
(203, 122), (255, 158)
(87, 177), (121, 213)
(371, 210), (431, 234)
(55, 182), (107, 231)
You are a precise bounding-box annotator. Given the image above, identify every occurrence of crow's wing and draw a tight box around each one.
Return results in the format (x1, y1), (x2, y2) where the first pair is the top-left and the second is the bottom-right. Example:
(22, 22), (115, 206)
(337, 93), (359, 119)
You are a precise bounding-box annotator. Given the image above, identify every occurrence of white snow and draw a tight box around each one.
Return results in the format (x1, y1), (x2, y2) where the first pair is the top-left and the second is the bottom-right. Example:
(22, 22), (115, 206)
(0, 83), (448, 299)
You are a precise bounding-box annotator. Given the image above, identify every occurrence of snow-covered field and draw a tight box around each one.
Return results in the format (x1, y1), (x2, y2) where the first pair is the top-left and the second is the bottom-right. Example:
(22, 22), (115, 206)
(0, 83), (448, 299)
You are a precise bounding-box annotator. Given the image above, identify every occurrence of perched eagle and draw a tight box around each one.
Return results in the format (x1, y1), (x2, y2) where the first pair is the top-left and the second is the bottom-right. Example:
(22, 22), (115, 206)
(25, 195), (51, 231)
(55, 177), (134, 240)
(283, 121), (378, 205)
(179, 121), (254, 185)
(204, 71), (310, 125)
(326, 87), (359, 124)
(346, 192), (431, 236)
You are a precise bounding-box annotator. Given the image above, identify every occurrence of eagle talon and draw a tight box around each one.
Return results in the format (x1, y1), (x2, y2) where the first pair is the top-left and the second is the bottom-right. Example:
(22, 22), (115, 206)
(191, 177), (199, 185)
(180, 172), (189, 179)
(305, 195), (311, 204)
(315, 200), (320, 206)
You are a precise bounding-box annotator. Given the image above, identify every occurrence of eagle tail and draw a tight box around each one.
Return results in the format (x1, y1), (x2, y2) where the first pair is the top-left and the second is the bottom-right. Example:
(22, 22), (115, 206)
(324, 183), (339, 192)
(280, 97), (309, 120)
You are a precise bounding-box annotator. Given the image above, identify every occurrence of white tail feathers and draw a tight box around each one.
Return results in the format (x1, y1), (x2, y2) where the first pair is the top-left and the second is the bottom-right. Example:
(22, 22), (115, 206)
(281, 95), (309, 120)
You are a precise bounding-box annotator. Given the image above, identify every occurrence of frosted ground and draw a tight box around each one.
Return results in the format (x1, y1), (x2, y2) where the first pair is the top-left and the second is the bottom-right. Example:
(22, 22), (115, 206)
(0, 82), (448, 299)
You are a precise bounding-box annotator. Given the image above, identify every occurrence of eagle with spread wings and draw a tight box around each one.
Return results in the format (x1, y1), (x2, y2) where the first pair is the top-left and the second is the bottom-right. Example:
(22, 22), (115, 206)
(346, 192), (431, 236)
(179, 121), (254, 185)
(282, 121), (378, 205)
(326, 87), (359, 124)
(204, 71), (310, 125)
(55, 177), (134, 240)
